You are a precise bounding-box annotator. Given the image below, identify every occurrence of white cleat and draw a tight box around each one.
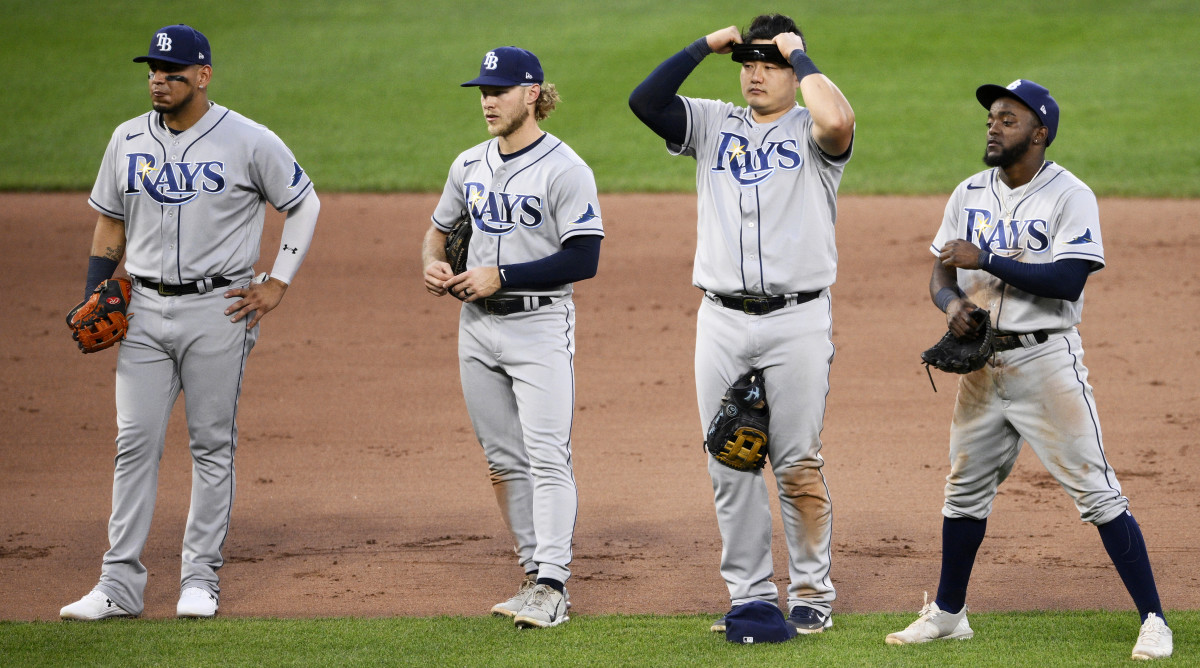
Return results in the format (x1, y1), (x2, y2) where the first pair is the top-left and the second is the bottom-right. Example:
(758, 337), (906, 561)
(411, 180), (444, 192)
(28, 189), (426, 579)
(1132, 613), (1173, 660)
(176, 587), (219, 618)
(491, 574), (538, 618)
(513, 584), (569, 629)
(886, 592), (973, 645)
(60, 590), (134, 621)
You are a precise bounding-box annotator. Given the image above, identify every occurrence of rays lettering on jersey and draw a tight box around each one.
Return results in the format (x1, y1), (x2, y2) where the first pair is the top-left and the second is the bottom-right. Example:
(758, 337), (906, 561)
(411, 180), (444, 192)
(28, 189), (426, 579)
(964, 208), (1050, 257)
(124, 153), (226, 205)
(464, 182), (543, 235)
(710, 132), (802, 186)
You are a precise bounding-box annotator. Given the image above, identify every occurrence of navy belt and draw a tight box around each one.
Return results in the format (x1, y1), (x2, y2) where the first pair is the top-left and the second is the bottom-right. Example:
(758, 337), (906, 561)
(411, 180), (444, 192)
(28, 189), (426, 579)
(135, 276), (232, 296)
(993, 330), (1049, 352)
(709, 291), (821, 315)
(476, 296), (553, 316)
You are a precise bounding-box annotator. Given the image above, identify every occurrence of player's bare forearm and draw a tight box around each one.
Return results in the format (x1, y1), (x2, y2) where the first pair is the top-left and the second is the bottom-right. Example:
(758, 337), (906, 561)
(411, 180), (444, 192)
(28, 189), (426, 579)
(931, 259), (981, 337)
(422, 224), (453, 296)
(444, 266), (500, 302)
(91, 214), (127, 261)
(223, 277), (287, 329)
(801, 75), (855, 156)
(705, 26), (741, 53)
(422, 224), (450, 266)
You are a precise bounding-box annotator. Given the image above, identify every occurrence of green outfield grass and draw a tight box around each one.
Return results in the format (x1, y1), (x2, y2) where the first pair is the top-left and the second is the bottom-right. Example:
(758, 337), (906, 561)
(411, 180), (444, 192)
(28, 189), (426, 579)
(1, 0), (1197, 195)
(1, 610), (1194, 667)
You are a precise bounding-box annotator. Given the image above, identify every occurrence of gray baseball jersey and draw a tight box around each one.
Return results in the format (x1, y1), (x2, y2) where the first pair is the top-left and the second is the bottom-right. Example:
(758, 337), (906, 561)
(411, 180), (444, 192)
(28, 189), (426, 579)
(434, 132), (602, 587)
(85, 101), (313, 615)
(670, 98), (847, 296)
(670, 96), (850, 615)
(433, 133), (604, 297)
(932, 161), (1104, 333)
(932, 161), (1126, 527)
(89, 102), (313, 284)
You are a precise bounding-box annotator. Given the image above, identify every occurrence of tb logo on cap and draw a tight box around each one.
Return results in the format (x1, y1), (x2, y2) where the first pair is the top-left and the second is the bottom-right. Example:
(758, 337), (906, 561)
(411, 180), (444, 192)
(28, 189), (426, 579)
(156, 33), (173, 51)
(483, 52), (499, 70)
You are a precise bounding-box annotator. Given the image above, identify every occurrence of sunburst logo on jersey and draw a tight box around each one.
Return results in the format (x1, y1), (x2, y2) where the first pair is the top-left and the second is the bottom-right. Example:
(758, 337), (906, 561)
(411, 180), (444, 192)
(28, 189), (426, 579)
(971, 211), (995, 240)
(726, 141), (746, 160)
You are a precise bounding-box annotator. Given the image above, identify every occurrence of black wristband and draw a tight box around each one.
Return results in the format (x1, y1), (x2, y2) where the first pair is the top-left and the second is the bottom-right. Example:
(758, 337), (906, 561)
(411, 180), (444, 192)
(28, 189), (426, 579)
(789, 50), (822, 80)
(86, 255), (119, 298)
(934, 287), (962, 313)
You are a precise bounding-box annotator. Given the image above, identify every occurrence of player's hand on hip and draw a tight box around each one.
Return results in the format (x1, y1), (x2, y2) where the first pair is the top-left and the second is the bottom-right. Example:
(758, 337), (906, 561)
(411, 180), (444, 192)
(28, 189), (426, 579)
(772, 32), (806, 58)
(706, 26), (742, 54)
(224, 277), (287, 329)
(424, 261), (454, 297)
(939, 240), (984, 270)
(443, 267), (500, 303)
(946, 299), (983, 338)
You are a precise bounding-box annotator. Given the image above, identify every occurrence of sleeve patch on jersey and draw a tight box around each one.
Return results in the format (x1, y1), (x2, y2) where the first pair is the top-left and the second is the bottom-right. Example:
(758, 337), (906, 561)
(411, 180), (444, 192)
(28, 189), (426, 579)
(288, 162), (305, 189)
(1065, 228), (1095, 245)
(571, 203), (599, 224)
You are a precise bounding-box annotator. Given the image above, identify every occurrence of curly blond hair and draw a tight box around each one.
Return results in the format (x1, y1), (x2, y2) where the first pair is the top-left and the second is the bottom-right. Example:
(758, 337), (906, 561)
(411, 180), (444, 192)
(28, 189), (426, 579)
(535, 82), (559, 121)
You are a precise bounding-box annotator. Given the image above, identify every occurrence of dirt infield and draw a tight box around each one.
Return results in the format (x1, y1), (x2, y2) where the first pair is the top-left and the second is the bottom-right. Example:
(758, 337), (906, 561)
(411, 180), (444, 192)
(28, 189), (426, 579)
(3, 192), (1198, 621)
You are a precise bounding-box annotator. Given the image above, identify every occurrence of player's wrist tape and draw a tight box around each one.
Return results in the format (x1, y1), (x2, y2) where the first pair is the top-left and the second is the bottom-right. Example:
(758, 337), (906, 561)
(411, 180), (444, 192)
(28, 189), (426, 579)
(86, 255), (120, 298)
(935, 287), (963, 313)
(789, 50), (821, 80)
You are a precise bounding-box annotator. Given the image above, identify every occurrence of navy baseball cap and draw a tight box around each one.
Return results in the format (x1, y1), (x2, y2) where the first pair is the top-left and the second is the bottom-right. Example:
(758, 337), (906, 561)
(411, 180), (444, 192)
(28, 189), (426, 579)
(724, 601), (798, 644)
(461, 46), (543, 87)
(976, 79), (1059, 146)
(133, 24), (211, 66)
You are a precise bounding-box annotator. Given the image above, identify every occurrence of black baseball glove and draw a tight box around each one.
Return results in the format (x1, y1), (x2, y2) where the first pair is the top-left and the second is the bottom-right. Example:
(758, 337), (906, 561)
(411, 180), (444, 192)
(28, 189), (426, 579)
(444, 212), (472, 276)
(705, 369), (770, 471)
(921, 308), (994, 376)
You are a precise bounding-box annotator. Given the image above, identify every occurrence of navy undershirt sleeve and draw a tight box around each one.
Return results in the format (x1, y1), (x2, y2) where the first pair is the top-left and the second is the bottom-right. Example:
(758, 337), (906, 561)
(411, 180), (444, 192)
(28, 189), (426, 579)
(628, 38), (710, 146)
(498, 235), (602, 290)
(980, 255), (1092, 301)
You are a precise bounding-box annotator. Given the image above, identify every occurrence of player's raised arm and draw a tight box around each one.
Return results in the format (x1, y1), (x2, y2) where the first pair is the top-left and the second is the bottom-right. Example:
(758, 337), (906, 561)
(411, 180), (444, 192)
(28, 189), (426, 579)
(629, 27), (740, 145)
(773, 32), (854, 157)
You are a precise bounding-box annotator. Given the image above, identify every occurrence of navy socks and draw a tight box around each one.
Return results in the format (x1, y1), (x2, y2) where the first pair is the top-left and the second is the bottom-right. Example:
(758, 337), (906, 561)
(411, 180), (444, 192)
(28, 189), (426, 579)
(935, 516), (987, 614)
(1097, 510), (1165, 624)
(933, 511), (1165, 625)
(536, 577), (565, 594)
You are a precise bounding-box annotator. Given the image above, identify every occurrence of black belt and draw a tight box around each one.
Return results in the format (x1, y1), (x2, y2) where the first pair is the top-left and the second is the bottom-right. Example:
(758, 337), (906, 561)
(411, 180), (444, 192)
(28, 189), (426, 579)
(709, 291), (821, 315)
(476, 296), (553, 316)
(993, 330), (1049, 352)
(136, 276), (232, 296)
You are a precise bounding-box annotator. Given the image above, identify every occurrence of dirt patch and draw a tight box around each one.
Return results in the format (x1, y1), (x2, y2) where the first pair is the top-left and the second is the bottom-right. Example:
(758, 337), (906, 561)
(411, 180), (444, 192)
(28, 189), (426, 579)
(3, 192), (1198, 620)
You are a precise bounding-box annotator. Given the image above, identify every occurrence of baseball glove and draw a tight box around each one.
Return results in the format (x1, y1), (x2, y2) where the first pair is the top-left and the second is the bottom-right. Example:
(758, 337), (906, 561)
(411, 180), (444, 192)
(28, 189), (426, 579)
(66, 278), (132, 354)
(444, 212), (472, 275)
(920, 308), (993, 375)
(705, 369), (770, 472)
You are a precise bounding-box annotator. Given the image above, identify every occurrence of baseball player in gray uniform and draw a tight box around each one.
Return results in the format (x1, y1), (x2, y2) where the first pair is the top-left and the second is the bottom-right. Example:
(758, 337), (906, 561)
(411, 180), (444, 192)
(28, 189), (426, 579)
(629, 14), (854, 634)
(885, 80), (1172, 661)
(60, 24), (320, 620)
(421, 46), (603, 629)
